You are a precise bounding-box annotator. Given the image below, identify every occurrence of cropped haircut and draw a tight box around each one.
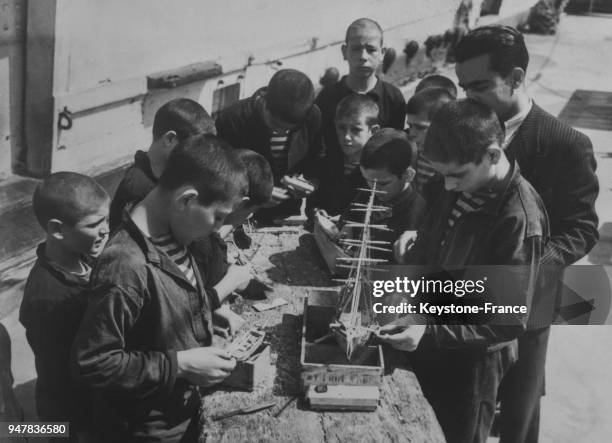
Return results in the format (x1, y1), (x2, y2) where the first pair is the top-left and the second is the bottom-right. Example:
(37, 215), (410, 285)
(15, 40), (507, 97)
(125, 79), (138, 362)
(159, 134), (248, 206)
(335, 94), (380, 127)
(406, 88), (455, 121)
(345, 18), (384, 45)
(266, 69), (315, 124)
(235, 149), (274, 206)
(152, 98), (215, 141)
(415, 74), (458, 99)
(360, 128), (417, 177)
(455, 25), (529, 76)
(424, 99), (505, 165)
(32, 171), (109, 228)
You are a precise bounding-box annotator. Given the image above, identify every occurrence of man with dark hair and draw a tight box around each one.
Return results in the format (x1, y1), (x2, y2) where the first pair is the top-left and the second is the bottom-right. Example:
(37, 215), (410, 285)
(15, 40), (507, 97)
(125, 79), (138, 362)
(316, 18), (406, 197)
(216, 68), (322, 223)
(110, 98), (216, 230)
(414, 74), (458, 98)
(383, 99), (549, 443)
(453, 25), (599, 443)
(72, 134), (248, 443)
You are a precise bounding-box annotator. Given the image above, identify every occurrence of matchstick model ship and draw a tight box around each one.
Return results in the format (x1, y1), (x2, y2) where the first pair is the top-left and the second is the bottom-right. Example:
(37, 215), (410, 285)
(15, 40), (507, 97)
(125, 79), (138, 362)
(301, 183), (389, 411)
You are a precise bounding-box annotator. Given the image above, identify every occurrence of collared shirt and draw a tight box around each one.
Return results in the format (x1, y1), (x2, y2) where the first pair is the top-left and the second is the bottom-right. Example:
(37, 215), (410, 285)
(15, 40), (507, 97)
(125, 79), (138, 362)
(502, 100), (533, 149)
(316, 76), (406, 169)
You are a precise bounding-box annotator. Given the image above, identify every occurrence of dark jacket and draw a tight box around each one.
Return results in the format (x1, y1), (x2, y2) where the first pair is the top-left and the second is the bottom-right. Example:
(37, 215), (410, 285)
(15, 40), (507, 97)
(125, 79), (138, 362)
(215, 88), (323, 182)
(71, 213), (217, 443)
(309, 165), (367, 216)
(505, 103), (598, 267)
(341, 185), (426, 262)
(316, 76), (406, 173)
(406, 162), (549, 350)
(0, 323), (23, 422)
(109, 150), (156, 232)
(19, 244), (92, 428)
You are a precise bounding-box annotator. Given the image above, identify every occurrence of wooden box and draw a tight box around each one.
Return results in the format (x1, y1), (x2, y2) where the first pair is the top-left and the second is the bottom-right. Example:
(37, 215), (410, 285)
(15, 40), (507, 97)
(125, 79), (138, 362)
(300, 290), (384, 411)
(221, 343), (271, 391)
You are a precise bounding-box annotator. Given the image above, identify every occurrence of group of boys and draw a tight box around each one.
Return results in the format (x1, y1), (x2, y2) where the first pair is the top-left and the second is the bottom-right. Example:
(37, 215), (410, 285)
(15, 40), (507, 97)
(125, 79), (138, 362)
(17, 17), (598, 443)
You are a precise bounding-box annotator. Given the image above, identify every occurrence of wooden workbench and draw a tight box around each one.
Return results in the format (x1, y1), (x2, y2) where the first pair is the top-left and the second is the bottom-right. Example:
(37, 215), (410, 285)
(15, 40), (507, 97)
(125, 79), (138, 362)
(201, 227), (445, 443)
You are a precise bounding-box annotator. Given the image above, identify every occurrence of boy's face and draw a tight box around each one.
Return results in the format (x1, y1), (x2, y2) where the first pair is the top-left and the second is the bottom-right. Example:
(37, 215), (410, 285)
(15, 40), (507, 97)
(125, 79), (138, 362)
(336, 115), (376, 159)
(262, 103), (300, 134)
(431, 154), (495, 194)
(342, 26), (385, 79)
(60, 200), (110, 258)
(360, 166), (411, 203)
(170, 190), (239, 245)
(455, 54), (517, 121)
(405, 112), (430, 152)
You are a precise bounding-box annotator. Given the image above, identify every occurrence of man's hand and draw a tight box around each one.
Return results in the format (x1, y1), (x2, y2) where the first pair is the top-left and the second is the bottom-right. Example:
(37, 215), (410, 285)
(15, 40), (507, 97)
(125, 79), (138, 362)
(376, 324), (426, 352)
(176, 347), (236, 387)
(213, 305), (246, 338)
(314, 210), (341, 241)
(393, 230), (418, 264)
(281, 175), (315, 199)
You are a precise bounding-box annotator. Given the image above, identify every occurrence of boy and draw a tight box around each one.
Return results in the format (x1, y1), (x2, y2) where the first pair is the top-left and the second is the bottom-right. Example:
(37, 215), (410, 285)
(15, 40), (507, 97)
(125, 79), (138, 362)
(20, 172), (110, 441)
(414, 73), (458, 98)
(378, 100), (549, 443)
(405, 87), (455, 199)
(109, 98), (251, 328)
(216, 68), (322, 223)
(309, 94), (379, 216)
(72, 135), (247, 443)
(316, 18), (406, 185)
(109, 98), (215, 231)
(316, 129), (425, 266)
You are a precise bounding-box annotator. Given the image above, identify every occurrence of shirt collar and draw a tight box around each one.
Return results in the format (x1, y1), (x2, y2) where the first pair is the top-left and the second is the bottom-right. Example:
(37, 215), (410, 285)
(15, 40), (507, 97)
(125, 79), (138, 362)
(340, 75), (382, 99)
(503, 99), (533, 147)
(35, 243), (90, 286)
(479, 160), (523, 215)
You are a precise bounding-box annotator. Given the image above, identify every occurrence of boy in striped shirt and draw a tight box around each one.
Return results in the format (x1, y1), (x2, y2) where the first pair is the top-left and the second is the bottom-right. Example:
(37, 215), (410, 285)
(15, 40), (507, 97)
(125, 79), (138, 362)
(216, 69), (322, 224)
(72, 135), (248, 443)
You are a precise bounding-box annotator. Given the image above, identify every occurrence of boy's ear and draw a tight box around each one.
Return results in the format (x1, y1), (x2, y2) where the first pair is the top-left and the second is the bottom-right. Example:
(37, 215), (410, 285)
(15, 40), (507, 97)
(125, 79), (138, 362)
(47, 218), (64, 240)
(403, 166), (416, 183)
(341, 44), (348, 60)
(162, 130), (179, 150)
(175, 188), (199, 210)
(487, 146), (503, 164)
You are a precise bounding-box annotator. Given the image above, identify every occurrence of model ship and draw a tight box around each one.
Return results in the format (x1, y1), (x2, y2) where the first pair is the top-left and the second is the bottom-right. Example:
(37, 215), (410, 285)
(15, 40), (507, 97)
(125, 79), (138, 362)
(329, 182), (391, 362)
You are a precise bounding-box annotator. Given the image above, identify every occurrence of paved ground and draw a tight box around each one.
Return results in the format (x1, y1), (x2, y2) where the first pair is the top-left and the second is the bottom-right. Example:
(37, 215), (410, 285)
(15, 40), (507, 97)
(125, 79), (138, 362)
(1, 12), (611, 443)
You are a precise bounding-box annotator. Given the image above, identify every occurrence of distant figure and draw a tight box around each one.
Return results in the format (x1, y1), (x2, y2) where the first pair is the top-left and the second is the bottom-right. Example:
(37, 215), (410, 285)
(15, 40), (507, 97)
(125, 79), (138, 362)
(319, 67), (340, 89)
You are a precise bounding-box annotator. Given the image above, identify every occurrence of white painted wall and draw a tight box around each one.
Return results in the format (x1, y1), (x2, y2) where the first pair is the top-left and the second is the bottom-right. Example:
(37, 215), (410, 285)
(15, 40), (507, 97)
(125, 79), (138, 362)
(41, 0), (463, 174)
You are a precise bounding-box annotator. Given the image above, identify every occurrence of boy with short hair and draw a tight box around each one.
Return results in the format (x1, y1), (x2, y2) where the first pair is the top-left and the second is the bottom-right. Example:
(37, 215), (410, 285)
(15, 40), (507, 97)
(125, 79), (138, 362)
(216, 68), (322, 223)
(309, 94), (379, 216)
(414, 73), (458, 98)
(379, 100), (549, 443)
(72, 135), (248, 443)
(20, 171), (110, 441)
(405, 87), (455, 200)
(316, 18), (406, 185)
(316, 129), (425, 266)
(109, 98), (215, 231)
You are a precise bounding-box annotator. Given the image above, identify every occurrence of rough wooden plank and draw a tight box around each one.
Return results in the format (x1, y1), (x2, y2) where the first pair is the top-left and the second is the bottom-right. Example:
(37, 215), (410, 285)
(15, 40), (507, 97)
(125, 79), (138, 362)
(201, 228), (445, 442)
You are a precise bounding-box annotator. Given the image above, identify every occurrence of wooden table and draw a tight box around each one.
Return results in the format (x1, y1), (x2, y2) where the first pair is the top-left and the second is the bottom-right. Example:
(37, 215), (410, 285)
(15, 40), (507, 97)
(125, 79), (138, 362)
(201, 227), (445, 443)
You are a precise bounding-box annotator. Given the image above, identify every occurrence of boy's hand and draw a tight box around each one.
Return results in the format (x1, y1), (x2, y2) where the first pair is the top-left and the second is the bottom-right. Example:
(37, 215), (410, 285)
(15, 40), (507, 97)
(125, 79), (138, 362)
(281, 175), (315, 199)
(376, 324), (426, 352)
(314, 210), (341, 241)
(176, 347), (236, 387)
(262, 187), (291, 207)
(213, 305), (246, 338)
(393, 230), (418, 264)
(226, 263), (253, 292)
